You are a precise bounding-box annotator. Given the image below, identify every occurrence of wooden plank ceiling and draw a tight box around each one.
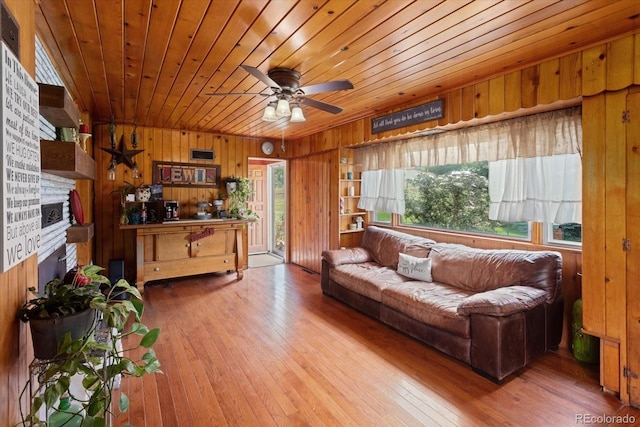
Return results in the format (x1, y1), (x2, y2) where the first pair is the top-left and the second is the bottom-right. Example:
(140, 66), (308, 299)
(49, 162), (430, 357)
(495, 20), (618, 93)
(35, 0), (640, 140)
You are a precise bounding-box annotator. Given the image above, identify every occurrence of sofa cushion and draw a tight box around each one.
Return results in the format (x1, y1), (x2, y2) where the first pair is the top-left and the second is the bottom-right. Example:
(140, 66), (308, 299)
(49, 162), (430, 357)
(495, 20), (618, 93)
(322, 247), (372, 266)
(381, 281), (473, 338)
(430, 243), (562, 302)
(361, 226), (435, 269)
(457, 286), (548, 316)
(397, 253), (432, 282)
(329, 262), (410, 302)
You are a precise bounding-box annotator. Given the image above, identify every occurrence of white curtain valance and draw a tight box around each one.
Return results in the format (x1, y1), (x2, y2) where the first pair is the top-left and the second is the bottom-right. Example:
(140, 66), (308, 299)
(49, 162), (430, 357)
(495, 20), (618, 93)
(355, 107), (582, 170)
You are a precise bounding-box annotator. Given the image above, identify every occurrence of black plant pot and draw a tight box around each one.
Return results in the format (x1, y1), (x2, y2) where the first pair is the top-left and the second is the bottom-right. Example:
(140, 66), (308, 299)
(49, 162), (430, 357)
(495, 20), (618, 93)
(110, 286), (132, 301)
(100, 283), (132, 301)
(29, 309), (97, 360)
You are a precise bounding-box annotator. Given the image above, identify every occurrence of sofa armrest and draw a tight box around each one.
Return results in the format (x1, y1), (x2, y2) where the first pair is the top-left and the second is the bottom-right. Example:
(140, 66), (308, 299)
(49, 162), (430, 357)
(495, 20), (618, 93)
(322, 247), (372, 266)
(457, 286), (548, 316)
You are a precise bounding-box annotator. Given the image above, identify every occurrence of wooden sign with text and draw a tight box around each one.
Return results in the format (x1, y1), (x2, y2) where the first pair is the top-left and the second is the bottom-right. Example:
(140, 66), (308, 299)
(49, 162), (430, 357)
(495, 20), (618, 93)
(1, 42), (41, 272)
(153, 161), (221, 188)
(371, 99), (444, 133)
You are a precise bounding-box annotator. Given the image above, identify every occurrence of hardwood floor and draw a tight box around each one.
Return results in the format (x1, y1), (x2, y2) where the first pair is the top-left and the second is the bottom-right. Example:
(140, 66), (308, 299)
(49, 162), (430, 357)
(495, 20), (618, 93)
(114, 264), (637, 426)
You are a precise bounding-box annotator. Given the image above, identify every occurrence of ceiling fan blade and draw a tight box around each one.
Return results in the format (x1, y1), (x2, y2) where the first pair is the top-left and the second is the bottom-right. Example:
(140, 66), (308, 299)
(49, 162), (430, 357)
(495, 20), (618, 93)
(205, 92), (271, 96)
(299, 97), (343, 114)
(298, 79), (354, 95)
(240, 65), (281, 90)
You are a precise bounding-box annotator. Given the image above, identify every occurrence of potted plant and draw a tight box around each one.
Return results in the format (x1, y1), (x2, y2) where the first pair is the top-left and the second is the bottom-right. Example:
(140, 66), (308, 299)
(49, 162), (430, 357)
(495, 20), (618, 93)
(18, 264), (161, 426)
(134, 185), (151, 202)
(18, 266), (105, 360)
(127, 205), (142, 225)
(111, 181), (142, 225)
(226, 176), (259, 220)
(225, 175), (240, 194)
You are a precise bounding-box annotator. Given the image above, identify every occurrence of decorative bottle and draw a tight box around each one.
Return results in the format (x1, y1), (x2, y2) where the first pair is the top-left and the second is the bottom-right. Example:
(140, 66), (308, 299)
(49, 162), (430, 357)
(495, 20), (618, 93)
(141, 205), (147, 224)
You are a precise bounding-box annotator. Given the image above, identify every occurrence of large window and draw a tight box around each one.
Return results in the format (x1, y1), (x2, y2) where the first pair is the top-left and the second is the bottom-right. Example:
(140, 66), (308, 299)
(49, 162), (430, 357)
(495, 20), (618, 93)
(399, 162), (530, 238)
(358, 108), (582, 246)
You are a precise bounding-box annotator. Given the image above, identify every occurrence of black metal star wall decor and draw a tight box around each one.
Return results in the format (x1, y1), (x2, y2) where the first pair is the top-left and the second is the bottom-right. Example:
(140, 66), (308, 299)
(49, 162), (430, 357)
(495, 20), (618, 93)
(100, 135), (144, 169)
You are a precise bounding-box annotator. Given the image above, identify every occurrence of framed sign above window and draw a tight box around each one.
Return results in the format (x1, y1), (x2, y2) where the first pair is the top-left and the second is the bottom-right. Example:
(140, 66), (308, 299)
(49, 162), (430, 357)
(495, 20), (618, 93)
(152, 161), (221, 188)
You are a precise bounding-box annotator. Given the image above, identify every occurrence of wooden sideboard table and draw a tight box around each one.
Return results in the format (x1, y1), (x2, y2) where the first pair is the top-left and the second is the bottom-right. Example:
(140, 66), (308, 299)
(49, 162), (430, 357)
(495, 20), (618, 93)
(121, 219), (248, 288)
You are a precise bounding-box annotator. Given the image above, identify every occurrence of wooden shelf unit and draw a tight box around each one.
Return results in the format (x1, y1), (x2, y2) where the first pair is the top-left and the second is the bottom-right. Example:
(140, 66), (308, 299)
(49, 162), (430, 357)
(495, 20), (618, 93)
(66, 223), (94, 243)
(38, 83), (79, 128)
(40, 140), (96, 180)
(38, 84), (96, 254)
(337, 148), (367, 248)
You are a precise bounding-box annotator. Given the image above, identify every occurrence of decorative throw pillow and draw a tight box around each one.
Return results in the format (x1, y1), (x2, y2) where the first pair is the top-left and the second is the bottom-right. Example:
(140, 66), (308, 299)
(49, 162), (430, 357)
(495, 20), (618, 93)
(397, 253), (432, 282)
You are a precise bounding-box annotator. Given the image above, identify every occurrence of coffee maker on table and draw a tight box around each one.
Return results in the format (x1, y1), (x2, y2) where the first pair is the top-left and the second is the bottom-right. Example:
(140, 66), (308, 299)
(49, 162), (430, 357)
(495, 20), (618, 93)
(212, 199), (227, 219)
(163, 200), (179, 221)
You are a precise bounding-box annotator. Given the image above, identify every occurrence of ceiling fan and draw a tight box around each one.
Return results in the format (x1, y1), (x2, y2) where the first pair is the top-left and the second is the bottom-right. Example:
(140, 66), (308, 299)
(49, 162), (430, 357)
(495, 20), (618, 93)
(208, 65), (354, 118)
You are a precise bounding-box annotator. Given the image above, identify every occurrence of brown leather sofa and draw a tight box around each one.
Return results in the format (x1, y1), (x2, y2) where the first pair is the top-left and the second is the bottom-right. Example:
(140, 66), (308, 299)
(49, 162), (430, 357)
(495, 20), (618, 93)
(321, 226), (563, 383)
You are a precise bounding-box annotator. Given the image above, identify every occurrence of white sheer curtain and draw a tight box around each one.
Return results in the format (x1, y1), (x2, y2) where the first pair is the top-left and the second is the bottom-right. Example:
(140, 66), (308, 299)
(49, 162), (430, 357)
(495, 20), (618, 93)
(488, 154), (582, 223)
(358, 169), (405, 213)
(354, 107), (582, 220)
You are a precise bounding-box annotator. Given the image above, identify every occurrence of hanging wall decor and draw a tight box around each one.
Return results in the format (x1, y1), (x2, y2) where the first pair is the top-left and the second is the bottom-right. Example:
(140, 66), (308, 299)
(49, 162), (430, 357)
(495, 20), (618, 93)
(100, 118), (144, 180)
(371, 99), (444, 133)
(0, 42), (42, 272)
(152, 161), (221, 188)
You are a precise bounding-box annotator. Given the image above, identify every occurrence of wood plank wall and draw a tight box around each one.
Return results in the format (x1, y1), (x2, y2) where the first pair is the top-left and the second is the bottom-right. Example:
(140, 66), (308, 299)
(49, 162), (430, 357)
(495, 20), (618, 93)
(579, 34), (640, 401)
(289, 152), (332, 273)
(92, 125), (287, 271)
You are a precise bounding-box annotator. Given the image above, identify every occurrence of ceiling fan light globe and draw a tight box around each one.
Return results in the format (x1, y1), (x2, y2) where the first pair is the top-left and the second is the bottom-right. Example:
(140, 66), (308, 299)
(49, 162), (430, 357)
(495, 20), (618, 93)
(290, 106), (306, 122)
(275, 99), (291, 117)
(262, 105), (277, 121)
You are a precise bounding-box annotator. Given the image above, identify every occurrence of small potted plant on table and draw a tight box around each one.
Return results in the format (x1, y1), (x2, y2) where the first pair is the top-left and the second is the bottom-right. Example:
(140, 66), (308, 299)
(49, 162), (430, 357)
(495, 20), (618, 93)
(225, 175), (240, 194)
(225, 176), (258, 220)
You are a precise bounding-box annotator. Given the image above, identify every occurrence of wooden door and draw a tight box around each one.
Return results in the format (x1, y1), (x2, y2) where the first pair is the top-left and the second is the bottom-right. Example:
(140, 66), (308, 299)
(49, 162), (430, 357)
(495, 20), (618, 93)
(248, 164), (267, 253)
(626, 89), (640, 406)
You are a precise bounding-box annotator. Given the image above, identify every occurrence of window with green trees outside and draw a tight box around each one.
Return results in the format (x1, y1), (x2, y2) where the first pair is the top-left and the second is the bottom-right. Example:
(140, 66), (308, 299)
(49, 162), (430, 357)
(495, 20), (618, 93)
(400, 161), (530, 239)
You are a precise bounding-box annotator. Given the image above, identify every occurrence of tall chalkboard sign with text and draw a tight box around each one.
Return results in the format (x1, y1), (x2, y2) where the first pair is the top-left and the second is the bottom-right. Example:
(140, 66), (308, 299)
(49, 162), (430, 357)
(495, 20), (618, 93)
(1, 42), (41, 272)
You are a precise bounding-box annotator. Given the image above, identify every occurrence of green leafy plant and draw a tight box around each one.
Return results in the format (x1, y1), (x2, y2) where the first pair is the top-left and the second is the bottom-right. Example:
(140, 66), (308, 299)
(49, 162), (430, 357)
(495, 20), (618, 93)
(18, 266), (105, 322)
(226, 176), (259, 220)
(18, 265), (162, 426)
